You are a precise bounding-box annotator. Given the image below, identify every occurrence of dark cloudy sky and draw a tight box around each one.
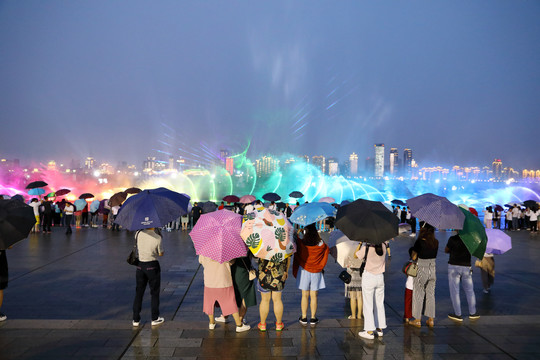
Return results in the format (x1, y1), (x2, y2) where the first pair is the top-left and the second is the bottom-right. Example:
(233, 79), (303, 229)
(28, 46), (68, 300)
(1, 1), (539, 169)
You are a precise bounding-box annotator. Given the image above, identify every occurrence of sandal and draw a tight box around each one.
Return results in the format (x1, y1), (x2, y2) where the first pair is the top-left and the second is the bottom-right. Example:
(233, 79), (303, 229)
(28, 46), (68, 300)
(409, 319), (421, 327)
(258, 322), (266, 332)
(426, 319), (434, 327)
(275, 322), (284, 331)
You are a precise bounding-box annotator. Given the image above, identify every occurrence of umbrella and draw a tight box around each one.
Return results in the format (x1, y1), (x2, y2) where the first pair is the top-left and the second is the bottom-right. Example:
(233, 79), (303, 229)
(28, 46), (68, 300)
(262, 192), (281, 202)
(74, 199), (88, 211)
(223, 195), (240, 203)
(190, 209), (248, 263)
(89, 199), (100, 213)
(289, 191), (304, 198)
(468, 207), (478, 217)
(98, 199), (110, 214)
(11, 195), (24, 202)
(494, 205), (504, 212)
(407, 193), (465, 229)
(0, 199), (36, 249)
(329, 230), (360, 267)
(391, 199), (406, 206)
(25, 180), (48, 189)
(55, 189), (71, 196)
(45, 192), (56, 198)
(114, 187), (190, 231)
(485, 229), (512, 255)
(505, 202), (519, 208)
(457, 207), (487, 259)
(319, 196), (336, 203)
(240, 207), (296, 262)
(335, 199), (399, 244)
(125, 187), (142, 194)
(200, 201), (218, 213)
(28, 188), (45, 196)
(79, 193), (94, 199)
(289, 202), (337, 226)
(523, 200), (539, 210)
(340, 200), (351, 206)
(108, 191), (127, 207)
(239, 195), (256, 204)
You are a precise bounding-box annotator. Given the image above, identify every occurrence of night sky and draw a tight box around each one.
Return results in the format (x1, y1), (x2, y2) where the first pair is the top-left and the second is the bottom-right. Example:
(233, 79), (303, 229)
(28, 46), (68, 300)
(1, 1), (539, 169)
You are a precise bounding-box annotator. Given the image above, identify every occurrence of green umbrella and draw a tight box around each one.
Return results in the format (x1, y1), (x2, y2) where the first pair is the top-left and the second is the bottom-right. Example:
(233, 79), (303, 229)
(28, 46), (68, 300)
(457, 207), (487, 260)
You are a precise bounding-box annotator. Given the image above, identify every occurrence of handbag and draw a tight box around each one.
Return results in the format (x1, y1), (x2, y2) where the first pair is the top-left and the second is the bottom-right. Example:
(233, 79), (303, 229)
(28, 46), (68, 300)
(358, 244), (370, 274)
(338, 270), (352, 284)
(402, 260), (418, 277)
(241, 257), (257, 281)
(127, 231), (140, 266)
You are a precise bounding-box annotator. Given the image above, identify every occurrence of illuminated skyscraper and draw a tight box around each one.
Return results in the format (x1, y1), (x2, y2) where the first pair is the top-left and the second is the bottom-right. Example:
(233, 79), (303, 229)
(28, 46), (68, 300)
(403, 149), (412, 176)
(374, 144), (384, 177)
(492, 159), (502, 179)
(256, 156), (279, 177)
(85, 157), (95, 170)
(349, 152), (358, 176)
(389, 148), (398, 175)
(327, 157), (339, 176)
(312, 156), (325, 174)
(225, 157), (234, 175)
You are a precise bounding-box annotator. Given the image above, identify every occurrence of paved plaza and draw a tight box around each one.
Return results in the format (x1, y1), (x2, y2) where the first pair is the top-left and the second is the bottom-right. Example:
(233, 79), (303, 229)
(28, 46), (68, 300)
(1, 225), (540, 359)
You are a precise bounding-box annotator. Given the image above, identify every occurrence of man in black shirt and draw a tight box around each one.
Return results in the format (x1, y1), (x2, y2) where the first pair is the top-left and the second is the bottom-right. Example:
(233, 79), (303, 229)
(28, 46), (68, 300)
(445, 234), (480, 321)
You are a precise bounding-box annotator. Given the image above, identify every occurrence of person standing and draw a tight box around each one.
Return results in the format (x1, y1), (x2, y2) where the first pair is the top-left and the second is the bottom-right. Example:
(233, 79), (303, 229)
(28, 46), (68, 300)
(0, 249), (8, 321)
(191, 202), (202, 227)
(244, 202), (255, 215)
(111, 205), (121, 231)
(357, 242), (388, 339)
(132, 228), (164, 327)
(293, 224), (329, 326)
(483, 207), (493, 229)
(41, 198), (53, 233)
(29, 198), (41, 233)
(409, 224), (439, 327)
(505, 209), (512, 230)
(345, 245), (364, 320)
(63, 202), (75, 234)
(445, 233), (480, 322)
(257, 257), (290, 332)
(284, 203), (292, 218)
(530, 208), (539, 233)
(512, 206), (520, 231)
(475, 253), (495, 293)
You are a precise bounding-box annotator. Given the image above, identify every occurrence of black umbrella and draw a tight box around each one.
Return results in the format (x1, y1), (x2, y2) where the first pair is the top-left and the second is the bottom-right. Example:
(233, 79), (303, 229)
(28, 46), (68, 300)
(335, 199), (399, 245)
(0, 199), (36, 249)
(262, 192), (281, 202)
(125, 187), (142, 194)
(200, 201), (218, 213)
(11, 195), (24, 202)
(25, 180), (48, 189)
(289, 191), (304, 198)
(276, 202), (287, 210)
(79, 193), (95, 199)
(391, 199), (406, 206)
(523, 200), (539, 210)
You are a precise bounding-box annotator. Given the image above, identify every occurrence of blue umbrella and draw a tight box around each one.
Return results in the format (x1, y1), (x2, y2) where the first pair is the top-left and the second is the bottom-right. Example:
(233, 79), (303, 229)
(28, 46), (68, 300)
(28, 188), (45, 196)
(407, 193), (465, 230)
(74, 199), (87, 211)
(290, 202), (337, 226)
(89, 199), (100, 213)
(114, 187), (190, 231)
(262, 192), (281, 202)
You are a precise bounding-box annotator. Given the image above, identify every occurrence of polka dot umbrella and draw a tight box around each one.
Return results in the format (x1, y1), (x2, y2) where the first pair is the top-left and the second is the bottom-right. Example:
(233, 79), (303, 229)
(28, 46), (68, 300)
(189, 209), (248, 264)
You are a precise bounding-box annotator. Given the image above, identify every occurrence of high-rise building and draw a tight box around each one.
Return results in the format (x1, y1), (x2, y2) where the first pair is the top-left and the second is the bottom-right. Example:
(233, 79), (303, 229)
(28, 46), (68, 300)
(312, 156), (325, 174)
(220, 149), (230, 165)
(85, 157), (95, 170)
(349, 153), (358, 176)
(255, 156), (279, 177)
(327, 157), (339, 176)
(225, 157), (234, 175)
(403, 149), (412, 176)
(492, 159), (502, 179)
(374, 144), (384, 177)
(389, 148), (398, 176)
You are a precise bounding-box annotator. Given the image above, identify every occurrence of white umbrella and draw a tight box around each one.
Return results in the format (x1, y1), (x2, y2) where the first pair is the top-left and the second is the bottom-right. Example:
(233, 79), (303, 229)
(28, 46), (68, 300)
(330, 229), (360, 267)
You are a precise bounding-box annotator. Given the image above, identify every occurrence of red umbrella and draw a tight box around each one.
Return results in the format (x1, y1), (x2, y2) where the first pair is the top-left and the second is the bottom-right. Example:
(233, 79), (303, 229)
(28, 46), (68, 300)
(468, 207), (478, 217)
(223, 195), (240, 203)
(55, 189), (70, 196)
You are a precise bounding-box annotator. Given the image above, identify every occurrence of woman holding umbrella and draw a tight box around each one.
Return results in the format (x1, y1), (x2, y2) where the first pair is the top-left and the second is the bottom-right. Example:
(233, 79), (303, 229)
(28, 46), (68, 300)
(408, 223), (439, 327)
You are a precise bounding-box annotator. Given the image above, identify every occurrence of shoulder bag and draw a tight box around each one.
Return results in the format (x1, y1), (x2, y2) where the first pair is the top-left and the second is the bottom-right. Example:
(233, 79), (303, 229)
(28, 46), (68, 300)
(127, 231), (140, 266)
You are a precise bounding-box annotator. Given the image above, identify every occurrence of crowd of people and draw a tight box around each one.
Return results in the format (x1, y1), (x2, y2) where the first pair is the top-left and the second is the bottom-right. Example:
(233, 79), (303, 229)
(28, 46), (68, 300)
(484, 204), (540, 233)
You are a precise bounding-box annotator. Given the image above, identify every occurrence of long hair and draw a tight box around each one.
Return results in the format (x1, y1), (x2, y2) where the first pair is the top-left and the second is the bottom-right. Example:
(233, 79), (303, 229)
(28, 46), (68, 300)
(418, 224), (438, 249)
(302, 224), (321, 246)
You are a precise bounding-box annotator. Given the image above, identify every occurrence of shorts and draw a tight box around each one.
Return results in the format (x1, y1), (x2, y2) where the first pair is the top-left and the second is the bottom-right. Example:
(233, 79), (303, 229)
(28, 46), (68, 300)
(257, 281), (282, 294)
(296, 267), (325, 291)
(203, 286), (238, 316)
(35, 215), (40, 225)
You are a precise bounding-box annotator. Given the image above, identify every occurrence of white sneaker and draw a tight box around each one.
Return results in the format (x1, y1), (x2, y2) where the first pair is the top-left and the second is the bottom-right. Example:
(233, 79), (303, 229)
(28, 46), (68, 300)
(0, 313), (7, 322)
(409, 233), (416, 237)
(376, 328), (383, 337)
(215, 315), (230, 323)
(209, 323), (216, 330)
(359, 330), (374, 339)
(151, 317), (164, 326)
(236, 324), (251, 333)
(132, 320), (140, 327)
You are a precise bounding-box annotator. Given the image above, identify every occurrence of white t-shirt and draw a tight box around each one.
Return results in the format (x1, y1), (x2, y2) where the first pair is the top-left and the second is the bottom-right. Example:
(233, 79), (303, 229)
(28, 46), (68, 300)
(29, 201), (41, 216)
(136, 229), (163, 262)
(64, 204), (74, 215)
(530, 210), (539, 222)
(244, 204), (254, 214)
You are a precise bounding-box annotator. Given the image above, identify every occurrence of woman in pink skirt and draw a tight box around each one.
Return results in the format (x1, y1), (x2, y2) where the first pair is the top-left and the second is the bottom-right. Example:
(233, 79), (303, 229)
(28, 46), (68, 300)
(199, 255), (250, 332)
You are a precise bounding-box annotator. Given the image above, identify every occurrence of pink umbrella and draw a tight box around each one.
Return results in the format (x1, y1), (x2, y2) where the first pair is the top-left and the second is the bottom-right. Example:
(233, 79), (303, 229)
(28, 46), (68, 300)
(239, 195), (256, 204)
(189, 209), (248, 264)
(319, 196), (336, 203)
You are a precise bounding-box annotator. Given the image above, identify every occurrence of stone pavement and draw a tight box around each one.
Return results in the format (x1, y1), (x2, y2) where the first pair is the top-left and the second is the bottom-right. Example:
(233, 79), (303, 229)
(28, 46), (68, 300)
(1, 225), (540, 359)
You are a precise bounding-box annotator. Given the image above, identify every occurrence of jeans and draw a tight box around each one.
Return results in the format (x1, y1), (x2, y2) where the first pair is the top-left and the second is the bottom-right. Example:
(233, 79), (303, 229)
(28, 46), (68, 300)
(133, 261), (161, 322)
(448, 264), (476, 316)
(64, 215), (73, 233)
(361, 271), (386, 331)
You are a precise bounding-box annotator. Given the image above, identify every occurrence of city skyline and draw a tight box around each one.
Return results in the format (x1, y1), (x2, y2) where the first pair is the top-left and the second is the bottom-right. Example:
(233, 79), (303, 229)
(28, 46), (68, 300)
(1, 2), (539, 169)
